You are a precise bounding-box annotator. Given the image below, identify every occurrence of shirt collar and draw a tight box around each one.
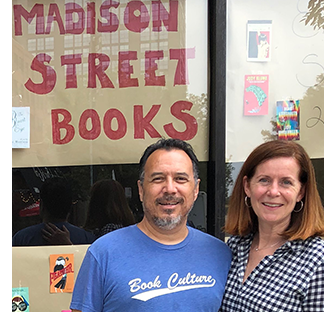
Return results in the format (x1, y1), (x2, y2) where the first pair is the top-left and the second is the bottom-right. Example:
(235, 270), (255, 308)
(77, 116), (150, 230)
(241, 233), (304, 255)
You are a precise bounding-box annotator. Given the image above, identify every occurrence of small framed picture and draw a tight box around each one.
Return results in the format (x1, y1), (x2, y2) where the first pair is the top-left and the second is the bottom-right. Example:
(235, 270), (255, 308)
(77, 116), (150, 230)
(247, 20), (272, 62)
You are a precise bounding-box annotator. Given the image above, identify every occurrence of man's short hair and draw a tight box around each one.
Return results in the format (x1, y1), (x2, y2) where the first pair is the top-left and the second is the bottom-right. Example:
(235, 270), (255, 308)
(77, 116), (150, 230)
(139, 138), (199, 184)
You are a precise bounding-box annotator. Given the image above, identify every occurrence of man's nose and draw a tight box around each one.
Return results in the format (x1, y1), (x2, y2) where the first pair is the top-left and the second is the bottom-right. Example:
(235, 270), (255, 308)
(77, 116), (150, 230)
(163, 177), (177, 193)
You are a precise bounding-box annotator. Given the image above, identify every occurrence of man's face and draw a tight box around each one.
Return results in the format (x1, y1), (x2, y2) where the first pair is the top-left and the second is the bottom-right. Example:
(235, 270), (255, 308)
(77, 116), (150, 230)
(138, 149), (200, 231)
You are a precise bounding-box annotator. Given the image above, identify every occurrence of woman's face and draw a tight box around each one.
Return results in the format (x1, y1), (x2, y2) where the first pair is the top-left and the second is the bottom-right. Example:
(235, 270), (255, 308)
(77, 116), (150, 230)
(243, 157), (305, 231)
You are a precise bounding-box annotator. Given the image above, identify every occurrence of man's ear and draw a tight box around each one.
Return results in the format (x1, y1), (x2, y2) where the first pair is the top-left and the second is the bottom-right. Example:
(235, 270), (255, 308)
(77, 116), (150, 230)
(193, 179), (200, 201)
(137, 180), (143, 202)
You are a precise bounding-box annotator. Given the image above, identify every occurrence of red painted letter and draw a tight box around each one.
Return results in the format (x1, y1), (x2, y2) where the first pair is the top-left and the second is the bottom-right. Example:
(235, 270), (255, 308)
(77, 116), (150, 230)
(79, 109), (101, 140)
(134, 105), (161, 139)
(152, 0), (178, 32)
(88, 53), (114, 88)
(25, 53), (56, 95)
(124, 1), (149, 33)
(103, 109), (127, 140)
(13, 4), (45, 36)
(144, 51), (165, 86)
(61, 54), (82, 88)
(163, 100), (197, 140)
(98, 0), (120, 33)
(65, 2), (85, 34)
(87, 2), (96, 34)
(51, 109), (75, 144)
(170, 48), (195, 85)
(118, 51), (139, 88)
(45, 3), (65, 35)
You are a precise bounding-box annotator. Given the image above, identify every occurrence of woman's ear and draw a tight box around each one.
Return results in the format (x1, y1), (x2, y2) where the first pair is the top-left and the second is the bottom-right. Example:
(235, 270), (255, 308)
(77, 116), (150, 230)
(297, 184), (306, 202)
(243, 176), (251, 197)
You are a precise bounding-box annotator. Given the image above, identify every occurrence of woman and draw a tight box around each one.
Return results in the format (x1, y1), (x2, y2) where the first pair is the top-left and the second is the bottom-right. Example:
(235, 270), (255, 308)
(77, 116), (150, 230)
(221, 140), (324, 311)
(42, 179), (136, 244)
(84, 179), (136, 239)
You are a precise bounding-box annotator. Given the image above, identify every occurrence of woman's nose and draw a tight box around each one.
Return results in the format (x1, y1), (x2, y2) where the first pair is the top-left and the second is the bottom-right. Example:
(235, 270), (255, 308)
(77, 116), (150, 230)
(267, 182), (280, 196)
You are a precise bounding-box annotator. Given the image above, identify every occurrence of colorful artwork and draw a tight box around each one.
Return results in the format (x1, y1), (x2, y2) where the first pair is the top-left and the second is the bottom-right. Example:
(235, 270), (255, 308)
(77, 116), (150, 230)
(247, 20), (272, 62)
(49, 254), (75, 293)
(12, 287), (30, 312)
(276, 100), (300, 140)
(244, 75), (269, 115)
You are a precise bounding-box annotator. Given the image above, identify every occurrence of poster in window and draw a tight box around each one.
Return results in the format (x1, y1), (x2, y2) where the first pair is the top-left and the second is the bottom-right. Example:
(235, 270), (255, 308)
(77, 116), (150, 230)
(244, 74), (269, 116)
(12, 287), (30, 312)
(49, 254), (74, 293)
(276, 100), (300, 140)
(12, 107), (30, 148)
(247, 20), (272, 62)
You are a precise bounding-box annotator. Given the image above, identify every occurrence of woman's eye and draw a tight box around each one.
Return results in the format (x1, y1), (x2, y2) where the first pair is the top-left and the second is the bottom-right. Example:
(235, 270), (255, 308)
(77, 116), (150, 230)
(259, 178), (269, 184)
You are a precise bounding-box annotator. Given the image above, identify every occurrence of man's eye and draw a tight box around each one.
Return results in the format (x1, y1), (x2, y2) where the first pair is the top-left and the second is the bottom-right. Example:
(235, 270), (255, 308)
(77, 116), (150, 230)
(176, 177), (188, 183)
(152, 177), (164, 182)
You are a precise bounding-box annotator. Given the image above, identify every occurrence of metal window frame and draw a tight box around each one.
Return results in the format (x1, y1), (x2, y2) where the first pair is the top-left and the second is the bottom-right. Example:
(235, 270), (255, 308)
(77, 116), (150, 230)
(207, 0), (227, 239)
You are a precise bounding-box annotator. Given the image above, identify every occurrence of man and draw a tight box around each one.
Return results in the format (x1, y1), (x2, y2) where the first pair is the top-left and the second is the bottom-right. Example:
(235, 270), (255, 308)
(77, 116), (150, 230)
(12, 177), (95, 246)
(70, 138), (232, 311)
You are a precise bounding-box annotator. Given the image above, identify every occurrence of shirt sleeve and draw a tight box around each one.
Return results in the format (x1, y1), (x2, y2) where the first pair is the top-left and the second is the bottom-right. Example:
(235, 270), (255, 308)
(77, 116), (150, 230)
(70, 249), (104, 312)
(302, 260), (324, 312)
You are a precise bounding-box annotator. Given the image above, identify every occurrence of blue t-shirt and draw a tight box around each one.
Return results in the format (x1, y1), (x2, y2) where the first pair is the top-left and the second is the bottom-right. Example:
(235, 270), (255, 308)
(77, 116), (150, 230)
(12, 222), (95, 246)
(70, 225), (232, 312)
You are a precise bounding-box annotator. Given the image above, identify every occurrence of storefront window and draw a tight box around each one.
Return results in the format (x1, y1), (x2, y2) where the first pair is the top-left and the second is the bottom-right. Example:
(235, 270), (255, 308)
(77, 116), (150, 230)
(12, 0), (209, 235)
(12, 1), (325, 309)
(225, 0), (324, 205)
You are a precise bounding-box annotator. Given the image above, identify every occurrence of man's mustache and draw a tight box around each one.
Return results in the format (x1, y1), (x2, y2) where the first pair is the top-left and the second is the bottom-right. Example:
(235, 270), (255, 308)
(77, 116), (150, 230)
(155, 195), (184, 205)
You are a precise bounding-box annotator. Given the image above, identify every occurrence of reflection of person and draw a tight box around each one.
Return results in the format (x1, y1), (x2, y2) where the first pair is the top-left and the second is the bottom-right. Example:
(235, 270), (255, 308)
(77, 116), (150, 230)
(221, 140), (324, 311)
(71, 138), (232, 312)
(12, 177), (95, 246)
(83, 179), (136, 239)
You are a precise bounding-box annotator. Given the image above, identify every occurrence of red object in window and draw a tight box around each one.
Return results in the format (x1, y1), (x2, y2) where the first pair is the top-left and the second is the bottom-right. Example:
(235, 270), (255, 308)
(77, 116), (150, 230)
(19, 202), (40, 217)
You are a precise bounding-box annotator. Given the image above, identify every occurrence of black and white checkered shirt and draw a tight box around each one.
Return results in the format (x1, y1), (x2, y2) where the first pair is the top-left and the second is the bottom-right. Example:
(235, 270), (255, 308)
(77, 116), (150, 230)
(221, 234), (324, 311)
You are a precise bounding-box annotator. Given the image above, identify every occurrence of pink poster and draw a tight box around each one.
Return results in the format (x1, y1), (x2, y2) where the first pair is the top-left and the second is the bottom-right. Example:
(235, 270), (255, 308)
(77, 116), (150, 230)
(244, 75), (269, 116)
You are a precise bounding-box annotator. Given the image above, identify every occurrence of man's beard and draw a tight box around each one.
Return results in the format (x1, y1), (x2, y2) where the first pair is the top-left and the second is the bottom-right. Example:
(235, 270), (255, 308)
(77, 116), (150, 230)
(152, 213), (182, 231)
(143, 194), (194, 230)
(152, 200), (193, 231)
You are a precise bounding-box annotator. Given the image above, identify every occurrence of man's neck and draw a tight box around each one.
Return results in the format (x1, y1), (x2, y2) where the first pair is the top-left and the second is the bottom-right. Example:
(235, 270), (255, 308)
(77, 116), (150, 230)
(137, 218), (189, 245)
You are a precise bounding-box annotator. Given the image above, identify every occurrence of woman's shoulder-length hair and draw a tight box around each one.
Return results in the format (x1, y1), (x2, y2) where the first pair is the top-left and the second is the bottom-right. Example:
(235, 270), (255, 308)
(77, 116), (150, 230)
(223, 140), (324, 240)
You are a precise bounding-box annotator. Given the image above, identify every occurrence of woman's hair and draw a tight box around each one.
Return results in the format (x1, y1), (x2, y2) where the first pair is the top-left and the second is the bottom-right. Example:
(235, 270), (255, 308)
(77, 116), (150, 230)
(84, 179), (135, 231)
(223, 140), (324, 240)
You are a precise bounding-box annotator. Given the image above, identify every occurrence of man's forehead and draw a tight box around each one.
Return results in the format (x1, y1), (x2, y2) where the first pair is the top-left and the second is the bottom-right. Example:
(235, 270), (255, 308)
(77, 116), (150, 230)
(145, 149), (193, 170)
